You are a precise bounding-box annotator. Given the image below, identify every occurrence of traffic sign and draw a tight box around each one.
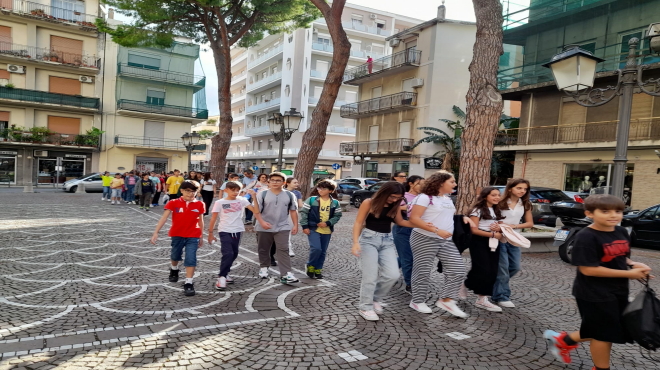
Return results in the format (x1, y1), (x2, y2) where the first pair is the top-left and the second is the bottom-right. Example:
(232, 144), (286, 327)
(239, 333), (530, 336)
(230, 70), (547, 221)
(252, 166), (259, 171)
(331, 163), (341, 170)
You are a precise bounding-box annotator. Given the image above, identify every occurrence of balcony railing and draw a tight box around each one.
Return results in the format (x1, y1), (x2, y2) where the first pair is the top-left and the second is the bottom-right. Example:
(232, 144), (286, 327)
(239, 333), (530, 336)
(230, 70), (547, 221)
(116, 100), (209, 119)
(226, 147), (342, 158)
(0, 86), (99, 109)
(341, 21), (391, 36)
(310, 70), (327, 79)
(502, 0), (603, 30)
(247, 71), (282, 91)
(0, 0), (98, 29)
(339, 138), (414, 156)
(115, 135), (186, 150)
(117, 64), (205, 88)
(311, 43), (383, 60)
(245, 125), (271, 136)
(0, 41), (100, 69)
(246, 98), (280, 114)
(231, 72), (246, 83)
(327, 126), (356, 134)
(494, 118), (660, 146)
(1, 130), (99, 148)
(343, 48), (422, 84)
(249, 45), (283, 68)
(340, 92), (417, 119)
(308, 97), (346, 107)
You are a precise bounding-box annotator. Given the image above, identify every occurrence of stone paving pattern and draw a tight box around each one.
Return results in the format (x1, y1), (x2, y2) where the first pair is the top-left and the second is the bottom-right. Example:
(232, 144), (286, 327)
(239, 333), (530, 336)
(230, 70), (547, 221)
(1, 192), (660, 369)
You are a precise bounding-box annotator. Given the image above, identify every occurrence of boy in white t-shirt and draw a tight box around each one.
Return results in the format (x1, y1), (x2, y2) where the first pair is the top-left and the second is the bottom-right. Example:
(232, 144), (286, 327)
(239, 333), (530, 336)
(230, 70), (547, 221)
(207, 181), (263, 290)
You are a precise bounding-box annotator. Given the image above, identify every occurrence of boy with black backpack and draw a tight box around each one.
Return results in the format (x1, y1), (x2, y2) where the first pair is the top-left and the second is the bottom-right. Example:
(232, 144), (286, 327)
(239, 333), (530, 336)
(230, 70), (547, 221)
(543, 194), (652, 370)
(252, 172), (299, 284)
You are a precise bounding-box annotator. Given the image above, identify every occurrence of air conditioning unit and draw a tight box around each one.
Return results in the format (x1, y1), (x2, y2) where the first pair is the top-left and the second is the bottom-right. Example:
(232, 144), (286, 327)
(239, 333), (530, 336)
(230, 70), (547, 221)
(411, 78), (424, 88)
(34, 150), (48, 157)
(389, 38), (400, 47)
(369, 14), (377, 19)
(7, 65), (25, 74)
(79, 76), (94, 83)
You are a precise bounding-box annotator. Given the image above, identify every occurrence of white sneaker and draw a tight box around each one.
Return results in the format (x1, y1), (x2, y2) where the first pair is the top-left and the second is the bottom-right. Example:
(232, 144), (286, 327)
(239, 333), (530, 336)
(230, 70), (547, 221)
(497, 301), (515, 308)
(107, 198), (112, 202)
(475, 297), (503, 312)
(101, 197), (105, 201)
(280, 272), (299, 284)
(111, 201), (116, 205)
(458, 283), (468, 300)
(259, 267), (268, 279)
(359, 310), (379, 321)
(436, 299), (468, 318)
(215, 277), (226, 290)
(373, 301), (384, 315)
(226, 275), (234, 284)
(288, 246), (295, 257)
(409, 301), (433, 314)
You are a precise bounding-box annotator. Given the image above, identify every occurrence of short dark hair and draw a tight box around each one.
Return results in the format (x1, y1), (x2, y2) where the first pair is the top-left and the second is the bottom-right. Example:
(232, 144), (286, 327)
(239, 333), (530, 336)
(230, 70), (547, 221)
(180, 180), (200, 191)
(142, 174), (150, 177)
(584, 194), (625, 212)
(225, 181), (241, 191)
(114, 173), (122, 176)
(269, 172), (286, 181)
(244, 170), (253, 175)
(228, 173), (239, 179)
(316, 179), (337, 191)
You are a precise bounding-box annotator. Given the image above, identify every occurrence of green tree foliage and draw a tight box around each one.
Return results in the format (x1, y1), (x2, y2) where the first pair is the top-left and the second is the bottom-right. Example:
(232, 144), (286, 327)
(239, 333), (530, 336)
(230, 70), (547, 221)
(196, 129), (216, 139)
(410, 105), (465, 173)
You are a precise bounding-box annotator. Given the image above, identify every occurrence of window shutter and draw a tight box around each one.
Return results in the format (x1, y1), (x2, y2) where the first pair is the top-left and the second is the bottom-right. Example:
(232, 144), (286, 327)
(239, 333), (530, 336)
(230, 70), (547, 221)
(0, 111), (9, 122)
(402, 78), (415, 93)
(143, 121), (165, 139)
(127, 54), (160, 69)
(47, 116), (80, 135)
(0, 26), (11, 48)
(0, 70), (9, 80)
(50, 35), (83, 64)
(49, 76), (81, 95)
(560, 101), (586, 125)
(631, 93), (653, 120)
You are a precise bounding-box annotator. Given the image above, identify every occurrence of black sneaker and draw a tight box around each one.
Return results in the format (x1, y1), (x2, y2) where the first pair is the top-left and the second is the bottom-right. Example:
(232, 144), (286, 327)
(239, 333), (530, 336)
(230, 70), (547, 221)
(314, 269), (323, 279)
(405, 285), (412, 294)
(184, 283), (195, 296)
(169, 269), (179, 283)
(306, 265), (315, 279)
(271, 258), (277, 267)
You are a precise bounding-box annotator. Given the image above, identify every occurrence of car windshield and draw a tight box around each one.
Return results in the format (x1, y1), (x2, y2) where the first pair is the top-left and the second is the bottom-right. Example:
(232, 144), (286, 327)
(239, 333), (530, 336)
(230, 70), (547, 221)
(365, 179), (379, 185)
(533, 189), (572, 202)
(76, 173), (98, 180)
(341, 184), (361, 190)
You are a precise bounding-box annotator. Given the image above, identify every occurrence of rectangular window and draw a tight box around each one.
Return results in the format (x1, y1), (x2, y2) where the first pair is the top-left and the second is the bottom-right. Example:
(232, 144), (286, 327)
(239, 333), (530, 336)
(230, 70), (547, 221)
(345, 91), (357, 103)
(0, 25), (11, 46)
(376, 21), (385, 29)
(351, 14), (363, 24)
(398, 121), (411, 139)
(499, 52), (510, 67)
(564, 163), (634, 206)
(128, 54), (161, 70)
(50, 35), (83, 64)
(47, 115), (80, 135)
(0, 70), (10, 80)
(49, 76), (81, 95)
(402, 78), (415, 93)
(317, 37), (330, 45)
(146, 89), (165, 105)
(0, 111), (9, 130)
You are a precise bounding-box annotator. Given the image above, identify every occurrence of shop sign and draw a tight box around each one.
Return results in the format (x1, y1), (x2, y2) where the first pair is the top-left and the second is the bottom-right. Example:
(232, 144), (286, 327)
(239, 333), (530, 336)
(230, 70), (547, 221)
(136, 163), (154, 172)
(424, 157), (443, 169)
(0, 151), (17, 155)
(65, 154), (87, 159)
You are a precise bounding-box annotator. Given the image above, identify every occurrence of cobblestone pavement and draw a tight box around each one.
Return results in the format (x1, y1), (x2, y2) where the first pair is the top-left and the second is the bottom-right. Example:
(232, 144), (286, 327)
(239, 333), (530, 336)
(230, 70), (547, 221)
(1, 192), (660, 370)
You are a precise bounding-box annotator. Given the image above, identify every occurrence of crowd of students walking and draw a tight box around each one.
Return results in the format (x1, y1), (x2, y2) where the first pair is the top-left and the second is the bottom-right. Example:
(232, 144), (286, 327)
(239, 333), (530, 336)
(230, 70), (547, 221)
(99, 167), (650, 370)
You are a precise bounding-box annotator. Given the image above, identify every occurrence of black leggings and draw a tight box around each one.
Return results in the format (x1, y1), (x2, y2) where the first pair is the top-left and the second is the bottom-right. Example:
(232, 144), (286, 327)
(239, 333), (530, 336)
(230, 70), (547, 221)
(201, 190), (214, 215)
(464, 235), (500, 296)
(152, 191), (161, 205)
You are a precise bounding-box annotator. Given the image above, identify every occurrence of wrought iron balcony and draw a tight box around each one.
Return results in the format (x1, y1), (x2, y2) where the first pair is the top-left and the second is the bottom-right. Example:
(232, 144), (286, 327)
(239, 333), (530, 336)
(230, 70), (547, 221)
(1, 130), (99, 149)
(116, 100), (208, 120)
(494, 118), (660, 147)
(343, 48), (421, 85)
(0, 0), (98, 30)
(340, 138), (414, 156)
(340, 92), (417, 119)
(0, 41), (100, 69)
(117, 64), (205, 89)
(115, 135), (186, 150)
(0, 86), (99, 109)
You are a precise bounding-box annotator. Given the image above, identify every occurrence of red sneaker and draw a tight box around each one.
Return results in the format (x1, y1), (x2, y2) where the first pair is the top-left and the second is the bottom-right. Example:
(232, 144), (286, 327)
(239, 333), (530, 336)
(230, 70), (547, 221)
(543, 330), (578, 364)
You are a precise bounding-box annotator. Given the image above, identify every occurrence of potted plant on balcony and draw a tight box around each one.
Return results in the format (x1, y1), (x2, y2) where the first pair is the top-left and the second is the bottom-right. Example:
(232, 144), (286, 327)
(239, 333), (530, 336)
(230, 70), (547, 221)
(72, 57), (83, 66)
(29, 126), (51, 143)
(31, 8), (45, 16)
(74, 127), (104, 147)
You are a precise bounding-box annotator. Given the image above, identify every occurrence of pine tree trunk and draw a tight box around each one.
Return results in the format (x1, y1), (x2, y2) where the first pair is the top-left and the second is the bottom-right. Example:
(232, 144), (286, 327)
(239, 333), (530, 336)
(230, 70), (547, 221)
(209, 41), (233, 183)
(456, 0), (504, 214)
(294, 0), (350, 198)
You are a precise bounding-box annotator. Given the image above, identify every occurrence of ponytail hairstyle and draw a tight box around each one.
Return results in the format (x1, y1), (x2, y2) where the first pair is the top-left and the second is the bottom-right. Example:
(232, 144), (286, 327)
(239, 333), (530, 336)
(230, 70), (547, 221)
(420, 171), (455, 197)
(498, 178), (532, 212)
(369, 181), (405, 219)
(469, 186), (505, 221)
(405, 175), (424, 192)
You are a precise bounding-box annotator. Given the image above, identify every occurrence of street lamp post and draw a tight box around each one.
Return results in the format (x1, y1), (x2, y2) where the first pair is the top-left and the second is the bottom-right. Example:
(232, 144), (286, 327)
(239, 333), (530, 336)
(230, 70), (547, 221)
(543, 31), (660, 200)
(268, 108), (304, 172)
(181, 132), (201, 172)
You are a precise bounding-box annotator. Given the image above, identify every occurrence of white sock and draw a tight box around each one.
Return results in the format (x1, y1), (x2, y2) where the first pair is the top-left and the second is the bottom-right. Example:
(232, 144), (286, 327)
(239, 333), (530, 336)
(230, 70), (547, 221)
(185, 278), (193, 284)
(171, 265), (179, 270)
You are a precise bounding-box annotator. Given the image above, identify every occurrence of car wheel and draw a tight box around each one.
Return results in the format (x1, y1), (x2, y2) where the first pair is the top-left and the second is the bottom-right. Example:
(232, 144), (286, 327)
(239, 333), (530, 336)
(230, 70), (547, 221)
(558, 239), (574, 264)
(353, 196), (363, 208)
(69, 185), (77, 193)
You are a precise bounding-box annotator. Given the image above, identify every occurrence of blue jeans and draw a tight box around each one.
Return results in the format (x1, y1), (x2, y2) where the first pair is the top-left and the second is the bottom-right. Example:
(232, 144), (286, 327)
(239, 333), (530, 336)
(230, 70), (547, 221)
(218, 232), (241, 277)
(358, 229), (399, 311)
(307, 230), (332, 270)
(102, 186), (111, 199)
(245, 208), (253, 222)
(492, 242), (521, 302)
(392, 225), (413, 286)
(170, 237), (200, 267)
(126, 185), (135, 202)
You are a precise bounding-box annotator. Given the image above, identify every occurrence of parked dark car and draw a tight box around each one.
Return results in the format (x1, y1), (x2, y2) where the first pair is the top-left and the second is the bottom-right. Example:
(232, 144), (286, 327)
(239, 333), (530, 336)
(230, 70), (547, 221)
(622, 204), (660, 249)
(350, 182), (387, 207)
(494, 186), (573, 226)
(336, 182), (363, 198)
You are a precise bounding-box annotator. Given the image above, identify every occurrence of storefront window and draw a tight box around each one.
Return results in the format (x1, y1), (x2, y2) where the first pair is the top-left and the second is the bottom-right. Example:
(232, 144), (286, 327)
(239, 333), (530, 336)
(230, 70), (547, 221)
(564, 163), (634, 205)
(364, 161), (378, 178)
(38, 158), (85, 184)
(393, 161), (409, 177)
(0, 156), (16, 183)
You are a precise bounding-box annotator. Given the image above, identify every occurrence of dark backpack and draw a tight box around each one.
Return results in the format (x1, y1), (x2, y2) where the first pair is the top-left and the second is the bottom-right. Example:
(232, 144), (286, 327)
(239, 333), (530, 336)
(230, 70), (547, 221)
(623, 279), (660, 351)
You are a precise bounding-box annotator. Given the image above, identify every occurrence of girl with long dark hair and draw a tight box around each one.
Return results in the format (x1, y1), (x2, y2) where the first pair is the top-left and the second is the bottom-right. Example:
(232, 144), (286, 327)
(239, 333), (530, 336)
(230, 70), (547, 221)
(200, 172), (217, 216)
(352, 181), (417, 321)
(463, 186), (505, 312)
(393, 175), (424, 293)
(492, 178), (534, 308)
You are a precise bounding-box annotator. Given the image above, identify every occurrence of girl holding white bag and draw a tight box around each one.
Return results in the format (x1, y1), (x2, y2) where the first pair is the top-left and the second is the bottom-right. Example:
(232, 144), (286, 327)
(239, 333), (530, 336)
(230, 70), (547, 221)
(491, 179), (534, 308)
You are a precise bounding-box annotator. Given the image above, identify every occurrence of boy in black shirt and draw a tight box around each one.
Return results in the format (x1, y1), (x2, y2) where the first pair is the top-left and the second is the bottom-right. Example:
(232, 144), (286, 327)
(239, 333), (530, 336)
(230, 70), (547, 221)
(543, 195), (652, 370)
(135, 174), (155, 211)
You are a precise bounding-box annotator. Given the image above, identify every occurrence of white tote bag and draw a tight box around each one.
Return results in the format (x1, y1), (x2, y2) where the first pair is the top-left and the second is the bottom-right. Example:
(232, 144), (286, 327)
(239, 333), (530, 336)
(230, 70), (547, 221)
(500, 224), (531, 248)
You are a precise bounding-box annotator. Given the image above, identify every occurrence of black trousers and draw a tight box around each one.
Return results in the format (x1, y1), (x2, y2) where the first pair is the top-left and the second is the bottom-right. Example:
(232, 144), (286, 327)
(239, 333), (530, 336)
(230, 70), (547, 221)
(464, 235), (500, 296)
(218, 232), (241, 277)
(201, 190), (214, 215)
(152, 191), (162, 205)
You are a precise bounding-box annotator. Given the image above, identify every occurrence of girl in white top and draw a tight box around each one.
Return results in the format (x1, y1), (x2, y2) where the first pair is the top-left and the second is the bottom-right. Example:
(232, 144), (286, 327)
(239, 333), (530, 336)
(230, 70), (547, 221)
(200, 172), (217, 216)
(491, 178), (534, 307)
(408, 171), (473, 318)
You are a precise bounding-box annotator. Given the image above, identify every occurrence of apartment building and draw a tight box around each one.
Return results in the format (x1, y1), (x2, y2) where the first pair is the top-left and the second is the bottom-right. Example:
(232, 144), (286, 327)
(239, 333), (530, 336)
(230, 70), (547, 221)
(99, 17), (207, 174)
(190, 115), (219, 172)
(225, 3), (421, 178)
(0, 0), (102, 186)
(496, 0), (660, 210)
(339, 5), (476, 178)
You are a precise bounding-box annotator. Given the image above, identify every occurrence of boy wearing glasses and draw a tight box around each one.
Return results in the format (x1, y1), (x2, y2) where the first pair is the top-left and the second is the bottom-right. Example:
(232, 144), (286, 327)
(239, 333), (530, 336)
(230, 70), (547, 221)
(300, 180), (342, 279)
(150, 180), (205, 296)
(253, 172), (299, 284)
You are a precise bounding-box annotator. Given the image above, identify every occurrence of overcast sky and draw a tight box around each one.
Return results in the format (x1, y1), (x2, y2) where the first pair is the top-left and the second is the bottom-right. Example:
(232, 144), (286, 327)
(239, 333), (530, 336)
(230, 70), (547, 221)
(193, 0), (476, 115)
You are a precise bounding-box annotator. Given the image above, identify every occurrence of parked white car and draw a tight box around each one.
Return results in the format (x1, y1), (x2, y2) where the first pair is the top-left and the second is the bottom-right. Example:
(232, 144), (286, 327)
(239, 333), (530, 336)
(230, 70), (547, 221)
(337, 177), (380, 188)
(63, 173), (114, 193)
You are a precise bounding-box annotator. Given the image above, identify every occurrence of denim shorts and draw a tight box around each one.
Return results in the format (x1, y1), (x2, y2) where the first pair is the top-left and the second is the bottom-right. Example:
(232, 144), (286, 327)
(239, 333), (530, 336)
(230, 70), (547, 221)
(111, 188), (122, 197)
(171, 237), (200, 267)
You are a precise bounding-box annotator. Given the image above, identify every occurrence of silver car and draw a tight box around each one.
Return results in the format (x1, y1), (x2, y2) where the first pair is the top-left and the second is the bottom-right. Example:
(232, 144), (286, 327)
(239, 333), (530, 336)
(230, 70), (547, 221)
(63, 173), (111, 193)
